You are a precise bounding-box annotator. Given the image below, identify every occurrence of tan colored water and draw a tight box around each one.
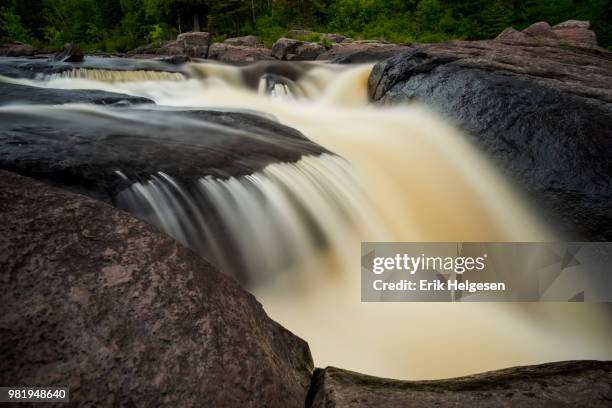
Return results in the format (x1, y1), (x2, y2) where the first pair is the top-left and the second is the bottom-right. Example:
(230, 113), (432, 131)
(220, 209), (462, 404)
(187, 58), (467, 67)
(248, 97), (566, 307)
(3, 64), (611, 379)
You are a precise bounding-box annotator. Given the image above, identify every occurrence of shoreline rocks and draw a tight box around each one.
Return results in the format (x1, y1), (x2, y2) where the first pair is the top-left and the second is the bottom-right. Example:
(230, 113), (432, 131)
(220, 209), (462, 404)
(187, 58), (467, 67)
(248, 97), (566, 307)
(307, 361), (612, 407)
(0, 170), (314, 407)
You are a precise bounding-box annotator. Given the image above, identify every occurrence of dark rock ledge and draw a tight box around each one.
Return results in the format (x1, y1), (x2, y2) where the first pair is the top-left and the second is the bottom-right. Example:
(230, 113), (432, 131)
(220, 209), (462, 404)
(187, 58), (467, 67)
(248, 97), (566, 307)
(307, 361), (612, 407)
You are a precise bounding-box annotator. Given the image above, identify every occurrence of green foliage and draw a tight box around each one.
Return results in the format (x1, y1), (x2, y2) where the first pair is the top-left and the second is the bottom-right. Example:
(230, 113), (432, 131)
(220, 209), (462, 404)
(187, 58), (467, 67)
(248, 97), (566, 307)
(2, 0), (611, 51)
(0, 7), (31, 43)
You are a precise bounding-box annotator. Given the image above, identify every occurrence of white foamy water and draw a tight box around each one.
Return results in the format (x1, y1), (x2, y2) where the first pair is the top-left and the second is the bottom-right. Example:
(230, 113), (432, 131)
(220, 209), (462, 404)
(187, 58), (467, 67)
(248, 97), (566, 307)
(3, 62), (611, 380)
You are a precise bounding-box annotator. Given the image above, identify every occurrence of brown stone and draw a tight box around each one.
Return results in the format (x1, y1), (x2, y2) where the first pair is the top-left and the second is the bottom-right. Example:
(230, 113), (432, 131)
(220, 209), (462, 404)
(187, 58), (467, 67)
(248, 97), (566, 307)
(208, 43), (273, 63)
(307, 362), (612, 407)
(552, 20), (598, 48)
(0, 41), (34, 57)
(0, 170), (313, 407)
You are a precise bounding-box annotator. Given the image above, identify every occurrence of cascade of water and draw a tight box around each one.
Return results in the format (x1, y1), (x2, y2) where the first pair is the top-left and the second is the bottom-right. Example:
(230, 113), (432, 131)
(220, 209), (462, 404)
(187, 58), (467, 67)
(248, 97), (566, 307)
(41, 68), (186, 82)
(5, 60), (612, 380)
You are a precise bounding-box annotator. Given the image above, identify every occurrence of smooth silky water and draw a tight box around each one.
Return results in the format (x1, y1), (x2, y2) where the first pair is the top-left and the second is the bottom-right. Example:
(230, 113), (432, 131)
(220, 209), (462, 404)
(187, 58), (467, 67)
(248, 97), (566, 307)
(3, 62), (611, 379)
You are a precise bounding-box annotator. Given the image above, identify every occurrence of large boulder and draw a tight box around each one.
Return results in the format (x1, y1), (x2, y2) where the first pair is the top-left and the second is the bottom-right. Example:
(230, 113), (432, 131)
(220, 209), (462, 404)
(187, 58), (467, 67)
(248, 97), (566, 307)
(0, 41), (34, 57)
(307, 361), (612, 407)
(176, 31), (210, 57)
(552, 20), (598, 48)
(208, 43), (273, 63)
(53, 42), (84, 62)
(368, 39), (612, 240)
(223, 35), (262, 47)
(0, 170), (314, 407)
(271, 38), (326, 61)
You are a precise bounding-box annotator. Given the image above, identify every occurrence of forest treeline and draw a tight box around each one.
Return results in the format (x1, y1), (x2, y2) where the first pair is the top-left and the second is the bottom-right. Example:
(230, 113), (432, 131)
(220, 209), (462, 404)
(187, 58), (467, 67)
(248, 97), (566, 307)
(1, 0), (611, 52)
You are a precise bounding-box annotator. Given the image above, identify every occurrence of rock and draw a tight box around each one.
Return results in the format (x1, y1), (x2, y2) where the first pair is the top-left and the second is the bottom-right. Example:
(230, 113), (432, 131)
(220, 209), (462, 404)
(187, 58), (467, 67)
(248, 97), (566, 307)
(0, 42), (34, 57)
(552, 20), (597, 48)
(176, 31), (210, 57)
(495, 27), (528, 42)
(496, 20), (600, 49)
(0, 104), (327, 202)
(369, 40), (612, 240)
(54, 43), (84, 62)
(208, 43), (273, 63)
(0, 170), (314, 407)
(522, 21), (558, 40)
(307, 361), (612, 407)
(223, 35), (262, 47)
(288, 42), (326, 61)
(318, 41), (410, 63)
(271, 38), (304, 60)
(0, 81), (153, 106)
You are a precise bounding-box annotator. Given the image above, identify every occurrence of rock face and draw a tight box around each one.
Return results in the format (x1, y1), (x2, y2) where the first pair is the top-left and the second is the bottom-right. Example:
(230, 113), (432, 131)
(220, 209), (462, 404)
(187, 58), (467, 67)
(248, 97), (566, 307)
(307, 361), (612, 407)
(368, 29), (612, 240)
(54, 42), (84, 62)
(318, 41), (410, 63)
(223, 35), (262, 47)
(176, 31), (210, 57)
(496, 20), (599, 49)
(208, 42), (273, 63)
(0, 41), (34, 57)
(0, 81), (153, 106)
(271, 38), (326, 61)
(0, 170), (313, 407)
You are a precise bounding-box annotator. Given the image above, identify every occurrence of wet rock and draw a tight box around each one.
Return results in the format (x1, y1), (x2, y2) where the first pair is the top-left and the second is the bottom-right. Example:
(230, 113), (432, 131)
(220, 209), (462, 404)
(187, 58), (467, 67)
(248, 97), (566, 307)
(368, 37), (612, 240)
(0, 81), (153, 106)
(0, 170), (314, 407)
(0, 41), (34, 57)
(0, 104), (327, 202)
(208, 43), (273, 63)
(54, 43), (84, 62)
(307, 361), (612, 407)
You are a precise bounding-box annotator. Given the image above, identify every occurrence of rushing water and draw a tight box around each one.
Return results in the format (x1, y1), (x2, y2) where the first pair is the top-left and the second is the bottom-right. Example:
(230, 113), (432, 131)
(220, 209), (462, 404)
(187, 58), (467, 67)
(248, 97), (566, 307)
(3, 61), (611, 379)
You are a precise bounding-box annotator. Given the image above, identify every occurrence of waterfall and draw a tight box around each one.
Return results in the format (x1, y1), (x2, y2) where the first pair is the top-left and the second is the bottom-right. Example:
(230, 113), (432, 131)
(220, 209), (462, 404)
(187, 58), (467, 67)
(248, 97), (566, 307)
(116, 154), (386, 286)
(5, 60), (612, 380)
(41, 68), (186, 82)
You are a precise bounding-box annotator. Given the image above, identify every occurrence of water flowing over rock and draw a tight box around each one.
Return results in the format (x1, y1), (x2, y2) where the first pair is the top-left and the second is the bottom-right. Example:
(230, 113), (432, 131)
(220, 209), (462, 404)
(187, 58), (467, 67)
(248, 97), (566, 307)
(307, 362), (612, 407)
(368, 29), (612, 240)
(0, 170), (313, 407)
(53, 43), (84, 62)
